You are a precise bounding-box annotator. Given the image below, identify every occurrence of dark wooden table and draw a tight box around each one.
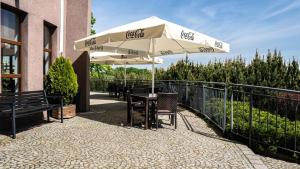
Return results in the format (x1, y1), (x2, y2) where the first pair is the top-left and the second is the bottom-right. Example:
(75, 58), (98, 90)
(130, 93), (157, 129)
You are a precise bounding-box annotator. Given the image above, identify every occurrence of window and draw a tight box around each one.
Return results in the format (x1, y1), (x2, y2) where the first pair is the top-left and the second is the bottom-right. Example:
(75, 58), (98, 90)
(43, 24), (52, 76)
(1, 8), (21, 93)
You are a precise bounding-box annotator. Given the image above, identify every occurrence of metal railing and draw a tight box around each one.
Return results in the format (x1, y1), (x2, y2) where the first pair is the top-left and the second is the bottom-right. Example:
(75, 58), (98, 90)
(229, 84), (300, 156)
(157, 80), (227, 132)
(90, 79), (300, 156)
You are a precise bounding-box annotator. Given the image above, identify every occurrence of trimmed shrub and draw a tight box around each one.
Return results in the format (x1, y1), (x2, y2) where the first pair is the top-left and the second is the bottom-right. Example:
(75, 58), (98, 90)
(208, 98), (300, 158)
(45, 56), (78, 105)
(224, 100), (300, 157)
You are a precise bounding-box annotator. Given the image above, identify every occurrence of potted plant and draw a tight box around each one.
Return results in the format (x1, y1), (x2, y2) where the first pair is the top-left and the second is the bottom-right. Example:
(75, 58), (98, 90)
(45, 56), (78, 118)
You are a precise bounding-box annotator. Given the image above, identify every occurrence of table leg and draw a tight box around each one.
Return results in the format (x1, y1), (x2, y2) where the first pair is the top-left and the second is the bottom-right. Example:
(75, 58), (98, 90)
(145, 99), (149, 130)
(127, 103), (130, 125)
(149, 101), (154, 129)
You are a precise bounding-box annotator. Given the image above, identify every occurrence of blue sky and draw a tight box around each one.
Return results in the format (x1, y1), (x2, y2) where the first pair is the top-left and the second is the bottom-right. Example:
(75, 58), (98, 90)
(92, 0), (300, 68)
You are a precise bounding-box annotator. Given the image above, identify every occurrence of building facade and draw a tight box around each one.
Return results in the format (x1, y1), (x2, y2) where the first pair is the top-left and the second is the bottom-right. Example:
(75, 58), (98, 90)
(0, 0), (91, 111)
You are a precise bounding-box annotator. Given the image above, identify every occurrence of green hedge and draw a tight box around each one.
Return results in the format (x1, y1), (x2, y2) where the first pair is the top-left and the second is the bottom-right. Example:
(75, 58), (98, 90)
(90, 79), (110, 92)
(225, 100), (300, 157)
(205, 98), (300, 158)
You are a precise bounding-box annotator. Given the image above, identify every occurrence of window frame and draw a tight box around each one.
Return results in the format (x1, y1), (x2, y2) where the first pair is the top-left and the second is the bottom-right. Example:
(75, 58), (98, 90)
(43, 22), (55, 76)
(1, 6), (24, 93)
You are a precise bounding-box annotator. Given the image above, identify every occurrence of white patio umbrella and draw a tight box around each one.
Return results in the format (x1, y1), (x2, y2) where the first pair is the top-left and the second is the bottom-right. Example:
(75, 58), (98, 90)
(90, 52), (163, 86)
(75, 16), (230, 94)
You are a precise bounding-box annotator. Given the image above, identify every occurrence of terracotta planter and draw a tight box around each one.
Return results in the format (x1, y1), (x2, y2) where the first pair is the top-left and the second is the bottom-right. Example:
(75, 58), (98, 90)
(52, 104), (76, 119)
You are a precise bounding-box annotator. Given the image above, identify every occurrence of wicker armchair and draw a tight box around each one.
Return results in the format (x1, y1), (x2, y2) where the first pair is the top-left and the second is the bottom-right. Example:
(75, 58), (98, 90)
(117, 85), (124, 99)
(107, 83), (116, 97)
(155, 93), (178, 129)
(127, 92), (146, 126)
(131, 87), (149, 95)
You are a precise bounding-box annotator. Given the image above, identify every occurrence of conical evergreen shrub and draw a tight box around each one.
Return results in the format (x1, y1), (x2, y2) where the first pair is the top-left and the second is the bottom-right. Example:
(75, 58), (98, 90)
(45, 56), (78, 105)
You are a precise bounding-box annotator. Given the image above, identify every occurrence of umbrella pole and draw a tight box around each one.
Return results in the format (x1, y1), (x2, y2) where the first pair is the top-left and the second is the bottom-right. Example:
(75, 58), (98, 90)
(151, 57), (155, 94)
(124, 63), (127, 86)
(185, 52), (188, 80)
(150, 38), (155, 95)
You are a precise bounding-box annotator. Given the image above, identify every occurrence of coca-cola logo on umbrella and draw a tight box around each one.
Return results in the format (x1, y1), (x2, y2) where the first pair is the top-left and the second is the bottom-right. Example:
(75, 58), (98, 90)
(128, 49), (139, 55)
(198, 47), (214, 53)
(215, 41), (223, 49)
(85, 38), (96, 47)
(126, 29), (145, 39)
(89, 45), (103, 51)
(120, 55), (127, 59)
(180, 30), (194, 41)
(160, 50), (174, 55)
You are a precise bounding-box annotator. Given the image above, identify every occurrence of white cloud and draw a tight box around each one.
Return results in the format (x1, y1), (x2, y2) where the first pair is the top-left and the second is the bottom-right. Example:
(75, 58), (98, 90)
(262, 0), (300, 20)
(201, 6), (217, 18)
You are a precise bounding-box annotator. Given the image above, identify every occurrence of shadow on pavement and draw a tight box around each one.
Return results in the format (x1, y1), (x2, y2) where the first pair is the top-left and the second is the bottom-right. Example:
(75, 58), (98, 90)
(81, 93), (186, 129)
(0, 115), (53, 138)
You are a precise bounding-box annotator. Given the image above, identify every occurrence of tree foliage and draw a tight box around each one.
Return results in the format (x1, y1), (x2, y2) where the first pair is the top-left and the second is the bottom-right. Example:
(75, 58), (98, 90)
(89, 50), (299, 90)
(90, 64), (152, 81)
(156, 50), (300, 90)
(90, 63), (113, 79)
(45, 57), (78, 105)
(91, 12), (96, 35)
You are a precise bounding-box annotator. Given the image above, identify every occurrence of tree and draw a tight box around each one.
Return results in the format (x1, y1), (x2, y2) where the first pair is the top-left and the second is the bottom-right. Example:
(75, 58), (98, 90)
(45, 57), (78, 105)
(91, 12), (96, 35)
(89, 49), (300, 90)
(154, 49), (300, 90)
(285, 58), (300, 90)
(90, 63), (113, 79)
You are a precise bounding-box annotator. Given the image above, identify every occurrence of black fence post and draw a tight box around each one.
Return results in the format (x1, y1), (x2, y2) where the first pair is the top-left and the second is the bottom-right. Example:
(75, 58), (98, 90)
(249, 89), (253, 147)
(295, 103), (298, 155)
(202, 84), (206, 114)
(185, 81), (189, 105)
(223, 85), (227, 133)
(230, 90), (233, 132)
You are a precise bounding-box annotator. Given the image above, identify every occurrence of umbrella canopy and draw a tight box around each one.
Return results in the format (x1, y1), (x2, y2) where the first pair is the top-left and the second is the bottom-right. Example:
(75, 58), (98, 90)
(75, 16), (229, 56)
(75, 16), (230, 93)
(90, 52), (163, 85)
(90, 52), (163, 65)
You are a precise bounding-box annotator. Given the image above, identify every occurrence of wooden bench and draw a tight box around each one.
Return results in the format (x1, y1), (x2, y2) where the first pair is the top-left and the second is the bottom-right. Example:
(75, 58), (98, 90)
(0, 90), (63, 139)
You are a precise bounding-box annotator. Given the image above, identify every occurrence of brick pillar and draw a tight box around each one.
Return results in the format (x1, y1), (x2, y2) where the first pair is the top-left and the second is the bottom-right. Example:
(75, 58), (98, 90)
(73, 51), (90, 112)
(64, 0), (91, 112)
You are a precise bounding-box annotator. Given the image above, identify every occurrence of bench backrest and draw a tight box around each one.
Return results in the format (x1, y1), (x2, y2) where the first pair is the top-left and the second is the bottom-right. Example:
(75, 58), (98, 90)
(0, 90), (48, 111)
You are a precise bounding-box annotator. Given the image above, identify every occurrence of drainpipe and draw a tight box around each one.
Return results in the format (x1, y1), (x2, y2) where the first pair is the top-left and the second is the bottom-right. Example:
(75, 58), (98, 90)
(59, 0), (64, 56)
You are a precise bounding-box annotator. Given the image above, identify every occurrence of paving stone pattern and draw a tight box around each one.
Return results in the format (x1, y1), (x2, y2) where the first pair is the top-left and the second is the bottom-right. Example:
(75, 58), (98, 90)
(0, 92), (299, 169)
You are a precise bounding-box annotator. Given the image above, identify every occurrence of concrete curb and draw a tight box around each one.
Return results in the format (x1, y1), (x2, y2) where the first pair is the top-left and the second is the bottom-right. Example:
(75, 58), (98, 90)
(237, 144), (269, 169)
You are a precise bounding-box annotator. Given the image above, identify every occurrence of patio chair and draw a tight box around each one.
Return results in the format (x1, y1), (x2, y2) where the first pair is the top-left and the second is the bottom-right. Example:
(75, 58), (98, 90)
(108, 83), (117, 97)
(131, 87), (149, 95)
(117, 84), (126, 100)
(127, 92), (146, 126)
(155, 93), (178, 129)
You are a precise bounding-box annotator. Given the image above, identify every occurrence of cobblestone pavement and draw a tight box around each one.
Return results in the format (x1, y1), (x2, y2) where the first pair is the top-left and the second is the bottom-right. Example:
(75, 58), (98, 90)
(0, 92), (299, 169)
(261, 157), (299, 169)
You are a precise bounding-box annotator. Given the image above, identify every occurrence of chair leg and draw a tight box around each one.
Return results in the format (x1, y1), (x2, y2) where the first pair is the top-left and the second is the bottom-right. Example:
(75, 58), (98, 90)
(47, 110), (50, 122)
(130, 108), (133, 127)
(127, 106), (131, 125)
(175, 113), (177, 129)
(12, 108), (16, 139)
(156, 113), (158, 129)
